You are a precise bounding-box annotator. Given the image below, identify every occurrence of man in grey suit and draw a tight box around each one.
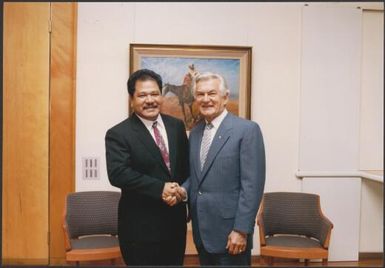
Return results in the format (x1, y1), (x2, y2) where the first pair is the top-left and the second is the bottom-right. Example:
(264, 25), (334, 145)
(177, 72), (266, 266)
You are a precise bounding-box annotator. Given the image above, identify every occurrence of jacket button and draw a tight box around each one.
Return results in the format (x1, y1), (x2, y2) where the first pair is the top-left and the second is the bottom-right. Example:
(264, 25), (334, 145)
(198, 191), (202, 195)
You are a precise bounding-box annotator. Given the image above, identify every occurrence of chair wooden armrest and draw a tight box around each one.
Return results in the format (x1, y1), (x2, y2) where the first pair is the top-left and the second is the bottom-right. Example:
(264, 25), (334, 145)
(256, 212), (266, 245)
(318, 200), (334, 248)
(62, 197), (72, 251)
(319, 215), (333, 248)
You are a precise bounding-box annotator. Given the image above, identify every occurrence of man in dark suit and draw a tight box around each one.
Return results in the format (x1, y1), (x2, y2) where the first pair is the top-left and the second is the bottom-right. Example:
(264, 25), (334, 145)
(105, 69), (189, 266)
(178, 72), (266, 266)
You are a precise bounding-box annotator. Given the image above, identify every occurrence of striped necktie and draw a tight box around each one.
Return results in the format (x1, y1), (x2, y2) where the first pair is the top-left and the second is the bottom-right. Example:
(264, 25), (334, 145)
(152, 121), (170, 172)
(200, 123), (214, 170)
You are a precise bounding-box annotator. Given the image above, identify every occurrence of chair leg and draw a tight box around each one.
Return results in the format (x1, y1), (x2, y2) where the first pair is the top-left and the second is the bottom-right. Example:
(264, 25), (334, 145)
(322, 258), (328, 265)
(304, 259), (309, 266)
(267, 256), (274, 266)
(111, 258), (116, 265)
(76, 261), (80, 266)
(260, 255), (265, 265)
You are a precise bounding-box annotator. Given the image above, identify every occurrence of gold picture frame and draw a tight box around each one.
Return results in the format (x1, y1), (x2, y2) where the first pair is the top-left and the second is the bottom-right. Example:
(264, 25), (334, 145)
(130, 43), (252, 130)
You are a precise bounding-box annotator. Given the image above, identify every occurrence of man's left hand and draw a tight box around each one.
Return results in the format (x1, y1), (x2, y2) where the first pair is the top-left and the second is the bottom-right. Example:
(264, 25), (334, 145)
(226, 230), (247, 255)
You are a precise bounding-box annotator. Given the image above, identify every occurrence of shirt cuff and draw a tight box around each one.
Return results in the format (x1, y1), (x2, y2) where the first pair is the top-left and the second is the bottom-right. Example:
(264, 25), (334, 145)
(181, 187), (188, 202)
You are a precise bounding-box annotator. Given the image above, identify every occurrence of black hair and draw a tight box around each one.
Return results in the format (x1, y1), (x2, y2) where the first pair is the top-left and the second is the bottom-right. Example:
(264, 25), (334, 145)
(127, 69), (163, 97)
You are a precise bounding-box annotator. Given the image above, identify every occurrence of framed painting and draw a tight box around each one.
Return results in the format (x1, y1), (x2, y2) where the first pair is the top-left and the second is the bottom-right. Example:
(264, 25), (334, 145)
(129, 44), (252, 130)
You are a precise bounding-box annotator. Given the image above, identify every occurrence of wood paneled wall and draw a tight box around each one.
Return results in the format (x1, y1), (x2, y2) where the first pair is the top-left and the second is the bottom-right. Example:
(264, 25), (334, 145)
(49, 3), (77, 264)
(3, 3), (50, 264)
(3, 2), (77, 265)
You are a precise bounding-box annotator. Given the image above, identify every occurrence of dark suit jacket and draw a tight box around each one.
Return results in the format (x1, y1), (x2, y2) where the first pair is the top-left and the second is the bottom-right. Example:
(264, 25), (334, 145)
(183, 112), (265, 253)
(105, 113), (189, 244)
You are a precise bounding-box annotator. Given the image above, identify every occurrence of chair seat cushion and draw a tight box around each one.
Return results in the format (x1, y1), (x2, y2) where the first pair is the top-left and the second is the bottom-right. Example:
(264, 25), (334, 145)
(266, 235), (322, 248)
(71, 235), (119, 249)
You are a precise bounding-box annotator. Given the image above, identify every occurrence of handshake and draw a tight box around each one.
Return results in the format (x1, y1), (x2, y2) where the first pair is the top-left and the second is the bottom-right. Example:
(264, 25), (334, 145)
(161, 182), (187, 206)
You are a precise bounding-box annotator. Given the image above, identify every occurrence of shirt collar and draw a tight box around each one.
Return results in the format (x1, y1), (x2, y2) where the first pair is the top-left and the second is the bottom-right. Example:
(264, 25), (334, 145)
(136, 113), (165, 129)
(206, 109), (228, 129)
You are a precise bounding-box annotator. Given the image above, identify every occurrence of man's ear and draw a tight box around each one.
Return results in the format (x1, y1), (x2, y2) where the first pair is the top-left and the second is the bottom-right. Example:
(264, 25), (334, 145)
(224, 90), (230, 98)
(129, 95), (133, 108)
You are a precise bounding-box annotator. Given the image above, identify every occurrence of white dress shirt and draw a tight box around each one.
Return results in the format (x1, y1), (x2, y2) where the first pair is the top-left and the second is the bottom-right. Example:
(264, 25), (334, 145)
(136, 114), (169, 152)
(205, 109), (228, 144)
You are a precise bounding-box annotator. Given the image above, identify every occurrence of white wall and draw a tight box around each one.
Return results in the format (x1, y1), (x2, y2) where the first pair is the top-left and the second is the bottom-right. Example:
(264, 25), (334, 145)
(76, 2), (383, 257)
(299, 6), (363, 260)
(303, 178), (362, 261)
(359, 10), (384, 253)
(360, 10), (383, 170)
(76, 2), (305, 194)
(76, 3), (135, 192)
(299, 6), (362, 172)
(360, 179), (383, 252)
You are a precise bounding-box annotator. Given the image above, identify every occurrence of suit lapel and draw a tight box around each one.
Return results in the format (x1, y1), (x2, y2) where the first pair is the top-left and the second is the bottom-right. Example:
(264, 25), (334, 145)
(163, 115), (176, 177)
(199, 113), (233, 184)
(191, 122), (205, 182)
(131, 113), (170, 175)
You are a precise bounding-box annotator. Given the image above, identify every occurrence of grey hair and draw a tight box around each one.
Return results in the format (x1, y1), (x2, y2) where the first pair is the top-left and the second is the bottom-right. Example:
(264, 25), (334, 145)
(192, 72), (229, 96)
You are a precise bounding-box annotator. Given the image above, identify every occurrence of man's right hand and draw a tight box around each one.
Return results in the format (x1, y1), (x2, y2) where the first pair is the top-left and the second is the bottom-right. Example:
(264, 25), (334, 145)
(162, 182), (178, 206)
(162, 183), (187, 206)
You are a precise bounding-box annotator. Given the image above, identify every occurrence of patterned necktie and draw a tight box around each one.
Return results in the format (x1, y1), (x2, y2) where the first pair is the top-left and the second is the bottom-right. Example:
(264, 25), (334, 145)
(152, 121), (171, 172)
(200, 123), (214, 170)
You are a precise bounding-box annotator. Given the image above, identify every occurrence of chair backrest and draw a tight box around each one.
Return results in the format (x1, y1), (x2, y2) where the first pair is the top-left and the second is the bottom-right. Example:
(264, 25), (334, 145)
(65, 191), (120, 239)
(262, 192), (324, 242)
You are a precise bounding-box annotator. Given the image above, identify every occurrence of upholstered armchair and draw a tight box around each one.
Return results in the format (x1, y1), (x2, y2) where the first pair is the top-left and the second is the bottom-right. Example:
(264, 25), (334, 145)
(63, 191), (121, 265)
(257, 192), (333, 266)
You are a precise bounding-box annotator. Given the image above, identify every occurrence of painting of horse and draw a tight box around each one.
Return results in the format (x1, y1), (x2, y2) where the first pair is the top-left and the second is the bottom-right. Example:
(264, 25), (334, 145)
(138, 54), (244, 130)
(162, 83), (198, 126)
(161, 64), (201, 127)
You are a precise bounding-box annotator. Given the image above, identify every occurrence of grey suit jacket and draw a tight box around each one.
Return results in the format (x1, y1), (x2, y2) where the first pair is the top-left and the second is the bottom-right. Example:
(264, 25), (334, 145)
(183, 112), (265, 253)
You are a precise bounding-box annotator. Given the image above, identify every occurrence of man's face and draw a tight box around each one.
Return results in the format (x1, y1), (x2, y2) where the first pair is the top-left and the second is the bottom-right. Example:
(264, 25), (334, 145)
(195, 78), (229, 123)
(131, 79), (163, 121)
